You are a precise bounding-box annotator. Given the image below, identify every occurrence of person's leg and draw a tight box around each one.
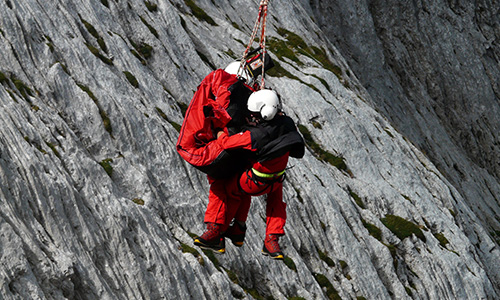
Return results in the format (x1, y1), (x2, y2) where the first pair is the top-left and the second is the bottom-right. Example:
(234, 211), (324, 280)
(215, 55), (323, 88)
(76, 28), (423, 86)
(233, 195), (251, 224)
(227, 168), (271, 228)
(223, 193), (251, 230)
(261, 184), (286, 260)
(222, 174), (252, 246)
(195, 178), (227, 253)
(203, 178), (228, 225)
(235, 171), (286, 233)
(228, 171), (254, 223)
(237, 170), (287, 259)
(264, 184), (286, 236)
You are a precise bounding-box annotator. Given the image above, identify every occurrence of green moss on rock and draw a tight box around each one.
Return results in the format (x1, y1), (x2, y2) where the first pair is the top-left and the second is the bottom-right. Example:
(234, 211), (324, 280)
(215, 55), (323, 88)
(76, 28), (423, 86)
(268, 28), (342, 80)
(130, 40), (153, 64)
(0, 71), (8, 85)
(45, 142), (61, 158)
(123, 71), (139, 88)
(77, 83), (113, 136)
(155, 107), (181, 132)
(362, 220), (383, 241)
(318, 249), (335, 268)
(85, 43), (113, 65)
(184, 0), (217, 26)
(132, 198), (145, 205)
(11, 75), (34, 99)
(140, 16), (159, 38)
(145, 1), (158, 12)
(381, 215), (426, 242)
(99, 158), (113, 177)
(297, 124), (347, 172)
(314, 273), (341, 300)
(433, 232), (449, 247)
(201, 249), (221, 271)
(283, 256), (297, 272)
(348, 187), (365, 209)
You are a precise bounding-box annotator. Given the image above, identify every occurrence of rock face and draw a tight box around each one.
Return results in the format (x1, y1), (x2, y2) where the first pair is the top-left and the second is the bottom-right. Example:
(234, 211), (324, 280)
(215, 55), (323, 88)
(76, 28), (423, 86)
(0, 0), (499, 299)
(309, 0), (500, 234)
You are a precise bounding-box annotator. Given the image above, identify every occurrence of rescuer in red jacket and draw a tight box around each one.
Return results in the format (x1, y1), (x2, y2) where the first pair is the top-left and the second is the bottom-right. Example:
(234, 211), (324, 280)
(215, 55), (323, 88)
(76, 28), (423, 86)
(176, 63), (256, 233)
(194, 89), (305, 259)
(176, 62), (256, 177)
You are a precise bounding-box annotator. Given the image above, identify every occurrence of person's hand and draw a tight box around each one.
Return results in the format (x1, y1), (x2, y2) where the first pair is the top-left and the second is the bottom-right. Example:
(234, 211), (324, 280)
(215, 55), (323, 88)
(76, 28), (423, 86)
(217, 131), (224, 138)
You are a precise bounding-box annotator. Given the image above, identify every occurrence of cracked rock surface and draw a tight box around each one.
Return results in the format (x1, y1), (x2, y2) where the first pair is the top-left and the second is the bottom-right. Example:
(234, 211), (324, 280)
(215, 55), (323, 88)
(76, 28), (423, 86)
(0, 0), (499, 299)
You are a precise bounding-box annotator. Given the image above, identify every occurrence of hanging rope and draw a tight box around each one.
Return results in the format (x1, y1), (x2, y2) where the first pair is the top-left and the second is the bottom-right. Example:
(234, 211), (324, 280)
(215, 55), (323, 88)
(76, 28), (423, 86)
(239, 0), (270, 90)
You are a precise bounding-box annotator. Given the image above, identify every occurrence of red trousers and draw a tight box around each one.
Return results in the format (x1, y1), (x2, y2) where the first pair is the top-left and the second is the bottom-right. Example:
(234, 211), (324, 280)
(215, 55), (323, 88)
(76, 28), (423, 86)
(203, 177), (250, 226)
(204, 155), (288, 236)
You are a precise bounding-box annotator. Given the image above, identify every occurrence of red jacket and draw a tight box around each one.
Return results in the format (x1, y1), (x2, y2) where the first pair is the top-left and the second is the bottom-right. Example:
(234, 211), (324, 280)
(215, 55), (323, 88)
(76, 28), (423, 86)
(176, 69), (256, 178)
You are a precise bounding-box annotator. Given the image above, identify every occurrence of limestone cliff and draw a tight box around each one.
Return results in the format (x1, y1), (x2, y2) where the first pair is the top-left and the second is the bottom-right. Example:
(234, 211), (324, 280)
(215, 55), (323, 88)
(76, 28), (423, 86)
(309, 0), (500, 239)
(0, 0), (499, 299)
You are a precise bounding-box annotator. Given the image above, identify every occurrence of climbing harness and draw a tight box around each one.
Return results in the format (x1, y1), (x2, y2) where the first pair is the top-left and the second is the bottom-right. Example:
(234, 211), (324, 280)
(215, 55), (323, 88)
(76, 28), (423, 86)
(239, 0), (272, 90)
(237, 168), (284, 197)
(251, 168), (286, 179)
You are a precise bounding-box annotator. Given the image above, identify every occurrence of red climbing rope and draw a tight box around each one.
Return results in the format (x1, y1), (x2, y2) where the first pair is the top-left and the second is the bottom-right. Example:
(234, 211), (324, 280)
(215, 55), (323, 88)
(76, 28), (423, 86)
(240, 0), (270, 90)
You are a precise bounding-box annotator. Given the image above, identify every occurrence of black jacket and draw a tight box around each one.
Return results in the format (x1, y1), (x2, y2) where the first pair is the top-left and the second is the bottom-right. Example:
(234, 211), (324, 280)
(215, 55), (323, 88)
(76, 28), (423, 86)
(244, 114), (305, 162)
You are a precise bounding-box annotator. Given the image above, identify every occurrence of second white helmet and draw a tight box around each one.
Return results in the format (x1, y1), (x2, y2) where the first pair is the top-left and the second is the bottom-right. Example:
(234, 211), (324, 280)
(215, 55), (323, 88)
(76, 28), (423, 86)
(247, 89), (280, 121)
(224, 61), (251, 82)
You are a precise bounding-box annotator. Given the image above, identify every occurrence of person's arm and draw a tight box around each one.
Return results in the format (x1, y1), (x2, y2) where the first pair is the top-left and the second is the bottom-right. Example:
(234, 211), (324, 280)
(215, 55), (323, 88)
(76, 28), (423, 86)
(216, 131), (255, 151)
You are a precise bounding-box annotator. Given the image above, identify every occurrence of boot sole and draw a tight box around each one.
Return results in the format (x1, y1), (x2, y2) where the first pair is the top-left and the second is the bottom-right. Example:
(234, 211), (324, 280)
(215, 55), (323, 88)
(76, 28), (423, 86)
(223, 234), (245, 247)
(261, 250), (284, 260)
(194, 238), (226, 254)
(231, 241), (244, 247)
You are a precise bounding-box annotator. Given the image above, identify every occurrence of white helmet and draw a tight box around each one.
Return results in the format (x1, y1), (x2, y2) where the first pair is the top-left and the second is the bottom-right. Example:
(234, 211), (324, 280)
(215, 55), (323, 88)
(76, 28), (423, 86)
(247, 89), (280, 121)
(224, 61), (251, 82)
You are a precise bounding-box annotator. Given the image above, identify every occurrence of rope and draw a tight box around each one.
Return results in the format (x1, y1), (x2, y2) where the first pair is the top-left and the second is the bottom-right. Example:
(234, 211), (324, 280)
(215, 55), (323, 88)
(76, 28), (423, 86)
(240, 0), (270, 90)
(259, 1), (268, 90)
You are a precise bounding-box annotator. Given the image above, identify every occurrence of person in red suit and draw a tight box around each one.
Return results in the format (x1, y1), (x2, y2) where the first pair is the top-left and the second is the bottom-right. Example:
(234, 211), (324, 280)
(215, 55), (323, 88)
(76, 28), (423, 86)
(194, 89), (305, 259)
(177, 62), (257, 253)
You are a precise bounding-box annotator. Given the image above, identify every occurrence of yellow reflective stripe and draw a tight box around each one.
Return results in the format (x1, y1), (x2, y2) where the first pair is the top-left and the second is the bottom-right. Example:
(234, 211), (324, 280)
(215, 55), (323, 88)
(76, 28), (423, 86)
(251, 168), (285, 178)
